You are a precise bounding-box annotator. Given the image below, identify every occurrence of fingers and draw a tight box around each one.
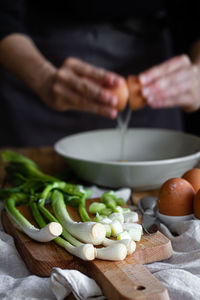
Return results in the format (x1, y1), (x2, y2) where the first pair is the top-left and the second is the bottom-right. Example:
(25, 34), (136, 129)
(149, 91), (193, 110)
(137, 54), (200, 112)
(65, 57), (123, 87)
(148, 88), (200, 112)
(52, 83), (118, 119)
(139, 55), (191, 85)
(56, 68), (118, 106)
(142, 65), (198, 103)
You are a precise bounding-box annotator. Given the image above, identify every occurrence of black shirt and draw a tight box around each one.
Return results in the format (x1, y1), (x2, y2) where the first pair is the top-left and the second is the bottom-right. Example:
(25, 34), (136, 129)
(0, 1), (200, 54)
(0, 0), (166, 41)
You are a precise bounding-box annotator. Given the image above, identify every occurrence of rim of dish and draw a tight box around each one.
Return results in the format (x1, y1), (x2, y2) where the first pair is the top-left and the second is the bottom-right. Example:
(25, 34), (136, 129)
(54, 128), (200, 166)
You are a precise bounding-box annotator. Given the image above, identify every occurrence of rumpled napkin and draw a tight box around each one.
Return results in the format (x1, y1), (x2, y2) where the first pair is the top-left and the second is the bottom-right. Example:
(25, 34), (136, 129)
(51, 269), (105, 300)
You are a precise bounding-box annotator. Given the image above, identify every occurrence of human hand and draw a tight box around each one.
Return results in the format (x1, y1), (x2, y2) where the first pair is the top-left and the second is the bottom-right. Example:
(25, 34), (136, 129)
(42, 57), (124, 118)
(138, 55), (200, 112)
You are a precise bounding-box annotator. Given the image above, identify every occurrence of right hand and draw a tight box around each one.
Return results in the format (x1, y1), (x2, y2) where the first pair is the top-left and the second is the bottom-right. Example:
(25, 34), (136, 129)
(41, 57), (124, 119)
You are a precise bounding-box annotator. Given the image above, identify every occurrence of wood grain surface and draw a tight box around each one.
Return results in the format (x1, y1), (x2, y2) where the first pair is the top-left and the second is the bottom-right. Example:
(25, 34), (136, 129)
(0, 147), (172, 300)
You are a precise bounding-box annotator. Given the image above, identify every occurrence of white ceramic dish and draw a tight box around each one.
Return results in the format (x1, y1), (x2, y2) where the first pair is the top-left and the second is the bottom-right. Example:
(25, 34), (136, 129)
(54, 128), (200, 190)
(156, 211), (194, 227)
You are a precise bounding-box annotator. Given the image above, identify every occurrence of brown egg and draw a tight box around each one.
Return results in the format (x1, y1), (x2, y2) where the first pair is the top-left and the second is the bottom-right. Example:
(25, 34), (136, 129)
(194, 189), (200, 218)
(182, 168), (200, 193)
(127, 75), (146, 110)
(158, 177), (195, 216)
(110, 78), (129, 111)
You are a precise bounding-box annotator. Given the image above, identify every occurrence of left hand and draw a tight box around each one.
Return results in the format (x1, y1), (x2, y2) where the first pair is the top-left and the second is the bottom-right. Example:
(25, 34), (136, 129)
(138, 54), (200, 112)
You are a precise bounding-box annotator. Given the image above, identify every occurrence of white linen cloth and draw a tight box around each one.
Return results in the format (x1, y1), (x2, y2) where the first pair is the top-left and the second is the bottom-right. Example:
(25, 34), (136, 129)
(146, 220), (200, 300)
(50, 268), (105, 300)
(0, 187), (200, 300)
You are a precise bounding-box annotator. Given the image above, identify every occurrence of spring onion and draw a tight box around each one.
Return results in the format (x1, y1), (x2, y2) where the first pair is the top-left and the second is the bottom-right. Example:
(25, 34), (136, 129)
(110, 220), (123, 237)
(2, 151), (58, 183)
(115, 197), (125, 206)
(29, 199), (96, 260)
(114, 206), (123, 213)
(101, 191), (125, 207)
(93, 212), (104, 222)
(109, 212), (124, 224)
(98, 217), (112, 225)
(117, 231), (131, 240)
(99, 207), (113, 216)
(50, 190), (106, 245)
(103, 224), (111, 238)
(65, 189), (91, 222)
(102, 238), (136, 255)
(123, 212), (139, 223)
(93, 214), (111, 237)
(96, 243), (127, 261)
(122, 207), (131, 213)
(5, 193), (62, 242)
(2, 151), (141, 262)
(89, 202), (106, 214)
(123, 223), (143, 241)
(102, 197), (116, 210)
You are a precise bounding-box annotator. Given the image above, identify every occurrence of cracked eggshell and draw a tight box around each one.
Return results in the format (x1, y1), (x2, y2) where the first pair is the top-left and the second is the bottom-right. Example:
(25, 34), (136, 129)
(127, 75), (146, 110)
(110, 78), (129, 111)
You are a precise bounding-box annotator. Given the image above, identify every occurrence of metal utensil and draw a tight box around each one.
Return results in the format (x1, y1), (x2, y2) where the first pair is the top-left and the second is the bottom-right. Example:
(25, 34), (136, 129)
(138, 196), (160, 234)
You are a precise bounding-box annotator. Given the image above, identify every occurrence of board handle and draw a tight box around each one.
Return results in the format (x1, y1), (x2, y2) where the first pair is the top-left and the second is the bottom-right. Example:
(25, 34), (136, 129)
(90, 258), (170, 300)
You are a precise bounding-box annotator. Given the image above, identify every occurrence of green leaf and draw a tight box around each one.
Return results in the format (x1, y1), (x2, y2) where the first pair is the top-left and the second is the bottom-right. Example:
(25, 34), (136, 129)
(2, 151), (38, 168)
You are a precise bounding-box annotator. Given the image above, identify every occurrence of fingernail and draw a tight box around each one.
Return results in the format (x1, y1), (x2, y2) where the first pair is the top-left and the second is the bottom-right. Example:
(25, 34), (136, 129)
(139, 74), (147, 84)
(104, 92), (113, 101)
(111, 96), (118, 106)
(111, 77), (123, 87)
(142, 87), (150, 97)
(118, 77), (125, 85)
(109, 76), (116, 86)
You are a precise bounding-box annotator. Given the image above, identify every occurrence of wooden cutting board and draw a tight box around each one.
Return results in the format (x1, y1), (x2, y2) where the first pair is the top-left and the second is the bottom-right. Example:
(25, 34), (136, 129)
(0, 147), (172, 300)
(1, 199), (172, 300)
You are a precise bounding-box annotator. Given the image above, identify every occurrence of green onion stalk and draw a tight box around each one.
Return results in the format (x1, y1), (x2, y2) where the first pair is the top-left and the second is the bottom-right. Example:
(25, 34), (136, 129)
(5, 193), (62, 242)
(29, 197), (96, 260)
(2, 151), (59, 183)
(50, 190), (106, 245)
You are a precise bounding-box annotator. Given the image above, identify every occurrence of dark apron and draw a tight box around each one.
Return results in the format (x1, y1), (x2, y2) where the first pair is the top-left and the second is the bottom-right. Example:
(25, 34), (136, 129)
(0, 18), (183, 146)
